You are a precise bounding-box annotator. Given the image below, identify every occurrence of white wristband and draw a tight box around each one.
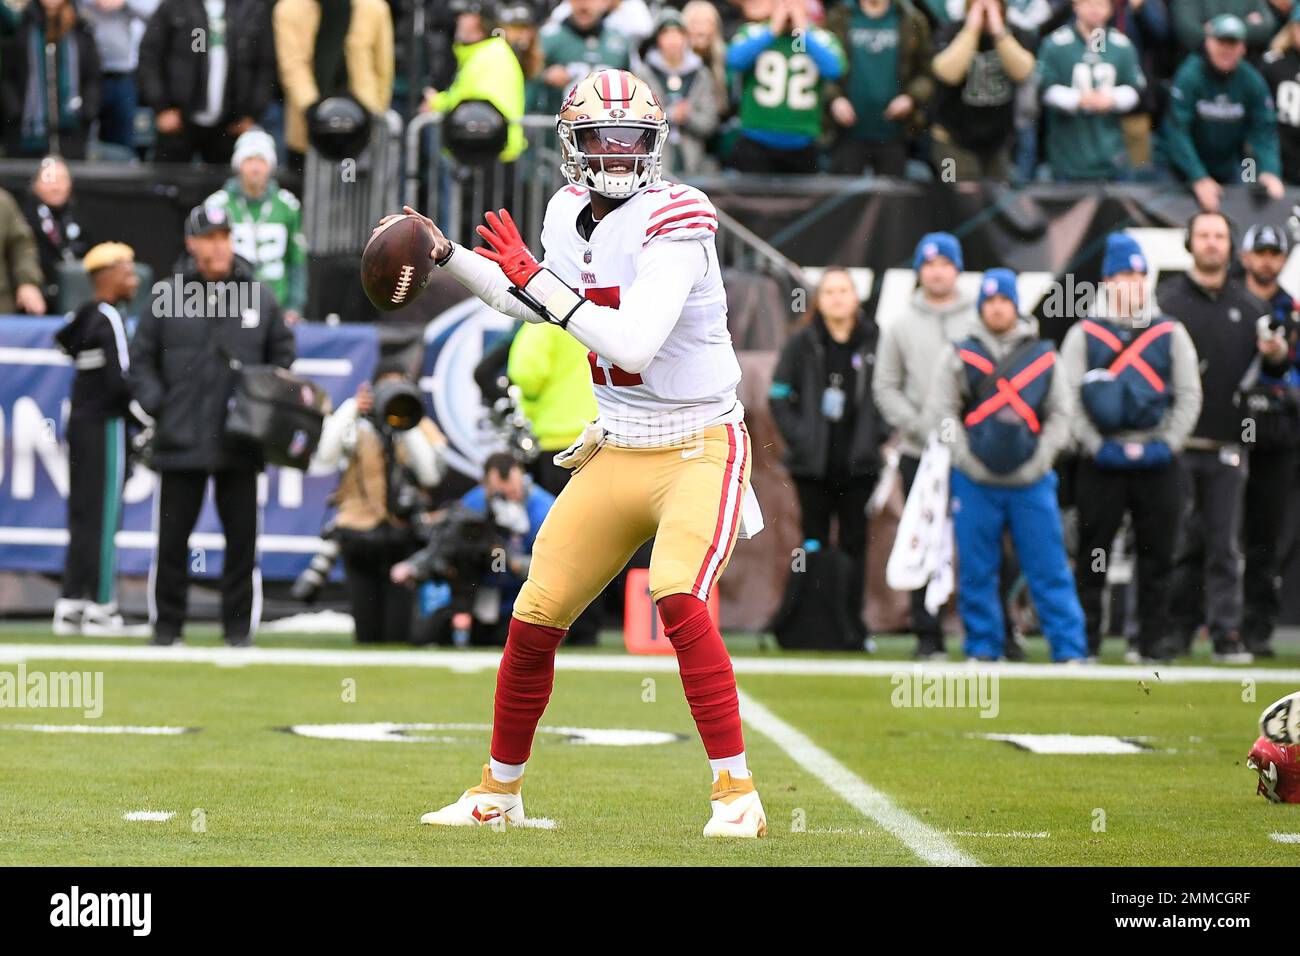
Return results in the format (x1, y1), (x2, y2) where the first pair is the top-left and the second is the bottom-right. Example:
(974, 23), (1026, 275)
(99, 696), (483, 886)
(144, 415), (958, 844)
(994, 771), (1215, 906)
(522, 268), (585, 328)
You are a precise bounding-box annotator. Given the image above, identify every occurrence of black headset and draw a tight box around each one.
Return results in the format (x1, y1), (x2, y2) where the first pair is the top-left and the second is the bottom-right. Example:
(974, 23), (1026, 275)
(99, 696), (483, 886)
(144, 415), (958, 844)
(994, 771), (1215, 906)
(1184, 209), (1237, 255)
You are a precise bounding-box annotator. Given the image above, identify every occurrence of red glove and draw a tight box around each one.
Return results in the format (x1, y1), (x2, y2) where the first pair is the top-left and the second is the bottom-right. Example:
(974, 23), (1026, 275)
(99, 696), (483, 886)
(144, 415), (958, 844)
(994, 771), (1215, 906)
(474, 209), (542, 287)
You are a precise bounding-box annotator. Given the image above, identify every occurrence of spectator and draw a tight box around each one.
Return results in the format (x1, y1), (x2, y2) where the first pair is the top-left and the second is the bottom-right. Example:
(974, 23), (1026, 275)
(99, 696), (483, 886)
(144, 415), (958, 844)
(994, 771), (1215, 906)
(1174, 0), (1274, 58)
(0, 0), (101, 160)
(726, 0), (846, 174)
(311, 366), (448, 645)
(84, 0), (161, 152)
(825, 0), (933, 177)
(873, 232), (977, 659)
(930, 0), (1037, 180)
(128, 204), (295, 647)
(641, 8), (721, 175)
(1060, 233), (1202, 663)
(21, 156), (90, 306)
(769, 268), (886, 647)
(507, 319), (599, 499)
(274, 0), (395, 170)
(1038, 0), (1145, 181)
(1108, 0), (1170, 171)
(682, 0), (728, 108)
(926, 268), (1086, 663)
(1261, 7), (1300, 184)
(497, 2), (550, 114)
(138, 0), (276, 164)
(1156, 210), (1290, 663)
(423, 0), (527, 164)
(205, 129), (308, 324)
(1236, 223), (1300, 657)
(51, 243), (142, 637)
(549, 0), (655, 52)
(1004, 0), (1056, 183)
(1160, 14), (1285, 210)
(538, 0), (631, 115)
(393, 453), (555, 648)
(0, 186), (46, 315)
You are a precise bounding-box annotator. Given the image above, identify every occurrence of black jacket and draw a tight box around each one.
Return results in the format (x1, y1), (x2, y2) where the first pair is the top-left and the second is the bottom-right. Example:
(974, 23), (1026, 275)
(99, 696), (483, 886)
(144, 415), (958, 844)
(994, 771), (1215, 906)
(1155, 272), (1288, 444)
(55, 300), (131, 421)
(137, 0), (275, 122)
(21, 192), (90, 302)
(128, 254), (295, 471)
(0, 8), (101, 147)
(769, 315), (887, 480)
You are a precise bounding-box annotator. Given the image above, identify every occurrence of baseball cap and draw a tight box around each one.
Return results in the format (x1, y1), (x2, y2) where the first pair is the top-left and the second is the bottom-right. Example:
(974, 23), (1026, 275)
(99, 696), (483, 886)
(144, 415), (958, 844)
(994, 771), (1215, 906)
(185, 203), (232, 238)
(1243, 223), (1289, 253)
(1207, 14), (1247, 41)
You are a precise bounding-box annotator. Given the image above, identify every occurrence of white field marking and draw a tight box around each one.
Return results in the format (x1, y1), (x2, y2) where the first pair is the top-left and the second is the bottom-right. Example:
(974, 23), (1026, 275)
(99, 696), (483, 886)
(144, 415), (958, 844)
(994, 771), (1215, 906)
(736, 688), (980, 867)
(515, 818), (557, 830)
(287, 722), (683, 747)
(974, 733), (1152, 755)
(947, 830), (1050, 839)
(0, 723), (192, 735)
(1269, 833), (1300, 844)
(0, 642), (1297, 685)
(123, 811), (175, 822)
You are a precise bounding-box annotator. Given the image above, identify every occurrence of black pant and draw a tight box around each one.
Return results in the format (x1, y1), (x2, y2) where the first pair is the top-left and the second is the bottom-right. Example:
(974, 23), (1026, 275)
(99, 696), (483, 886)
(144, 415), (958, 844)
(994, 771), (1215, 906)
(727, 136), (819, 174)
(829, 138), (907, 177)
(63, 416), (125, 604)
(154, 121), (236, 164)
(1073, 457), (1181, 656)
(795, 473), (872, 637)
(529, 452), (571, 499)
(338, 531), (415, 644)
(1242, 445), (1299, 651)
(152, 469), (259, 641)
(1169, 449), (1248, 648)
(898, 455), (944, 645)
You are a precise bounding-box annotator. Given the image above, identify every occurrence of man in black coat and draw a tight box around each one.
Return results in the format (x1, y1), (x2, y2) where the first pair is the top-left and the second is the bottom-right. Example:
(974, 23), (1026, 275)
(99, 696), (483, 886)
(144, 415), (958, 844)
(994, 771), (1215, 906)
(137, 0), (276, 164)
(129, 204), (295, 646)
(1155, 210), (1291, 663)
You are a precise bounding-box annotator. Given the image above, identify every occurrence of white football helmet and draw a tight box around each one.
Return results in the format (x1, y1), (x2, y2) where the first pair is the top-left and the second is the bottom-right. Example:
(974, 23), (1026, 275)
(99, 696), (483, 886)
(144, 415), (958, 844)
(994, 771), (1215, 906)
(557, 69), (668, 199)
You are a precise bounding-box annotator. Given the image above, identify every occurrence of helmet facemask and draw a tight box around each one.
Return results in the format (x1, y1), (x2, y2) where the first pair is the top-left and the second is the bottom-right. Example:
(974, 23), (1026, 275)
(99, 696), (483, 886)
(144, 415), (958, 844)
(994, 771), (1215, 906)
(558, 119), (668, 199)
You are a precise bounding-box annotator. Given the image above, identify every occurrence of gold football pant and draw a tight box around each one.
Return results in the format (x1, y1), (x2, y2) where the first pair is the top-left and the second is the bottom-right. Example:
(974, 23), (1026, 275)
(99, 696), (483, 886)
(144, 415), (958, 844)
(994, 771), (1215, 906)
(512, 422), (751, 629)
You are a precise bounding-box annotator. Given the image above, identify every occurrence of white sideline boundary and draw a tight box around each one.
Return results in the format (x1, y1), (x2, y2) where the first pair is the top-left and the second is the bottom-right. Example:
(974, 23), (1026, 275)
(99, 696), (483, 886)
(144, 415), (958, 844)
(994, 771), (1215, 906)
(737, 689), (980, 867)
(0, 643), (1296, 684)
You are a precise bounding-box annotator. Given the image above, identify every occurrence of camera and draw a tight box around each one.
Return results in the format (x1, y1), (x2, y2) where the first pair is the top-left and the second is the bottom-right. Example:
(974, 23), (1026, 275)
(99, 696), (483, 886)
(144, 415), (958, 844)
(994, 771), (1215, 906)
(406, 503), (508, 586)
(486, 382), (539, 463)
(370, 378), (424, 433)
(292, 524), (340, 604)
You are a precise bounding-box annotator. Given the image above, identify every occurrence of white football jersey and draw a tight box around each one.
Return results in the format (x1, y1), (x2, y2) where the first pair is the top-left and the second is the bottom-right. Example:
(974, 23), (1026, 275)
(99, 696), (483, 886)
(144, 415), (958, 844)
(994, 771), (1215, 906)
(538, 181), (743, 446)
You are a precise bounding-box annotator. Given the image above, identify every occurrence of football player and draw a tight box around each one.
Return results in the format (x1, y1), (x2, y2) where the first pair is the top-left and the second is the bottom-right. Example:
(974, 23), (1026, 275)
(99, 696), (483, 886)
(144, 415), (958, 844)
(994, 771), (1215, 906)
(382, 68), (766, 837)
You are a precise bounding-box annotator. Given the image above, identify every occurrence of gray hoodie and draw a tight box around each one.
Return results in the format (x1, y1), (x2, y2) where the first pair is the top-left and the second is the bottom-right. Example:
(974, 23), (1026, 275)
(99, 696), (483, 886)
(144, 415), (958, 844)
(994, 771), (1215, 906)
(873, 287), (979, 458)
(925, 317), (1075, 487)
(1059, 312), (1203, 455)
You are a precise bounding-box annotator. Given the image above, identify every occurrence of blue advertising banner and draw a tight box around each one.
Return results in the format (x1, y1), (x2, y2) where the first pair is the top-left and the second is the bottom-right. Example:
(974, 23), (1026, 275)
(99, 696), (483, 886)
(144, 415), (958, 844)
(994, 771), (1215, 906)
(0, 316), (379, 581)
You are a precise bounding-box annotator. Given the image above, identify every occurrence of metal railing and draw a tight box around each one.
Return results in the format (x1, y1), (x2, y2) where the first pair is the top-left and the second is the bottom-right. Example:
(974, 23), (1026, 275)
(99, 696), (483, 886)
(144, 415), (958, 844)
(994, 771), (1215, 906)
(402, 112), (806, 288)
(302, 110), (404, 256)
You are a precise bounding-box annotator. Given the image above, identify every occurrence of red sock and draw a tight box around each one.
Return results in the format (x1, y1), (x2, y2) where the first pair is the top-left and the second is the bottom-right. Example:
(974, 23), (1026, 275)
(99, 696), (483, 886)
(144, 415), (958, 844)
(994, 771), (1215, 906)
(658, 593), (744, 760)
(491, 616), (567, 765)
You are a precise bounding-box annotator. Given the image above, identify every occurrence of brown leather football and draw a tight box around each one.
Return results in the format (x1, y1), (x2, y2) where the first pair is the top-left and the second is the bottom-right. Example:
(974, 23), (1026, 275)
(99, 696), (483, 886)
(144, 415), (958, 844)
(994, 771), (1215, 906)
(360, 215), (435, 312)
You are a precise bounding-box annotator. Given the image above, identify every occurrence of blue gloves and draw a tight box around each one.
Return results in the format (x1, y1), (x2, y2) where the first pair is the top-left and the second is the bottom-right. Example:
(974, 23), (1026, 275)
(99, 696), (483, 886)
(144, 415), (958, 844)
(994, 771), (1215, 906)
(1096, 440), (1172, 470)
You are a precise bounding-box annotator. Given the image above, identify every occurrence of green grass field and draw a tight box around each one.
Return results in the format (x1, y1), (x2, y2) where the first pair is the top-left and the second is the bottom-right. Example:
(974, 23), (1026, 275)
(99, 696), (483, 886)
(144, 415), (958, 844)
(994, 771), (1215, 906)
(2, 622), (1298, 866)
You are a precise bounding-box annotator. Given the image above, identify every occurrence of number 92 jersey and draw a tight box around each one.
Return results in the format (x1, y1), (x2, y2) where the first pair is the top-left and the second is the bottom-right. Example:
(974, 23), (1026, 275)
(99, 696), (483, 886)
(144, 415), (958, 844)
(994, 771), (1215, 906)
(538, 181), (742, 446)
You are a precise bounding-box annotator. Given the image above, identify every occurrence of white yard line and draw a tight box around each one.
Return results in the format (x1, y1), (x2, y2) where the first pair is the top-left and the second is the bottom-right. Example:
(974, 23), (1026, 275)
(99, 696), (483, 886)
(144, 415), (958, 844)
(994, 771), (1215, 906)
(0, 642), (1296, 685)
(1268, 833), (1300, 844)
(736, 688), (980, 867)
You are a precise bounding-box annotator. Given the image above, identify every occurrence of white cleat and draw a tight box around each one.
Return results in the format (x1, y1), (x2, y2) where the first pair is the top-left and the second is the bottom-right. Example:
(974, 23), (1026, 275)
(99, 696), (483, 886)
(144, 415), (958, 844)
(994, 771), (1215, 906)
(80, 603), (151, 638)
(1261, 691), (1300, 746)
(420, 765), (525, 828)
(703, 771), (767, 838)
(52, 598), (86, 636)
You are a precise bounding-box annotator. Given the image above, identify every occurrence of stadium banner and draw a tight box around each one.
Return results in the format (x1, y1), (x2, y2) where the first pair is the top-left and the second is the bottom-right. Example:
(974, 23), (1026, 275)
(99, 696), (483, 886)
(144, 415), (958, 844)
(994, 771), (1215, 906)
(0, 317), (379, 582)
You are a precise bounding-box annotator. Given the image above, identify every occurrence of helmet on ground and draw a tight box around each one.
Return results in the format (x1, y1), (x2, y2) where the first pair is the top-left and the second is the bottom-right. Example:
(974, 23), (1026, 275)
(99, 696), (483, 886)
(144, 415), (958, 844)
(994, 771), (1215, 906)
(1247, 736), (1300, 803)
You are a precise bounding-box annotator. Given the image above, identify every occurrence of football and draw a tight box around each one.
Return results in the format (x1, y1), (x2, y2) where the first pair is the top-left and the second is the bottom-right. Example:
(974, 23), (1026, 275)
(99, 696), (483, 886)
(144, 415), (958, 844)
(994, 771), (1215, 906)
(360, 214), (435, 311)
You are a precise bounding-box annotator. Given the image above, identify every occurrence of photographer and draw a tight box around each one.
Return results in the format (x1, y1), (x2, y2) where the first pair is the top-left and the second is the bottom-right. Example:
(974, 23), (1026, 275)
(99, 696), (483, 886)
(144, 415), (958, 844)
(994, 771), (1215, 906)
(308, 363), (448, 644)
(129, 204), (295, 647)
(392, 453), (553, 647)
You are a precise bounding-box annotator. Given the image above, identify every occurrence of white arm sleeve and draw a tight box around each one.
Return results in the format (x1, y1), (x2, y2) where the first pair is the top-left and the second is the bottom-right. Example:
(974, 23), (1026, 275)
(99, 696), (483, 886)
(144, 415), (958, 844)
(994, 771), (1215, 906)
(438, 243), (545, 325)
(309, 397), (359, 474)
(1110, 85), (1139, 112)
(1042, 84), (1081, 112)
(562, 240), (708, 374)
(399, 425), (446, 487)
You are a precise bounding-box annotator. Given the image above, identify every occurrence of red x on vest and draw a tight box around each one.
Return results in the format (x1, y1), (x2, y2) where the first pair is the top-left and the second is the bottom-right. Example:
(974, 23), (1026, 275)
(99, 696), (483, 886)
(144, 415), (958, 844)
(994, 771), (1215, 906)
(960, 348), (1057, 433)
(1081, 320), (1175, 393)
